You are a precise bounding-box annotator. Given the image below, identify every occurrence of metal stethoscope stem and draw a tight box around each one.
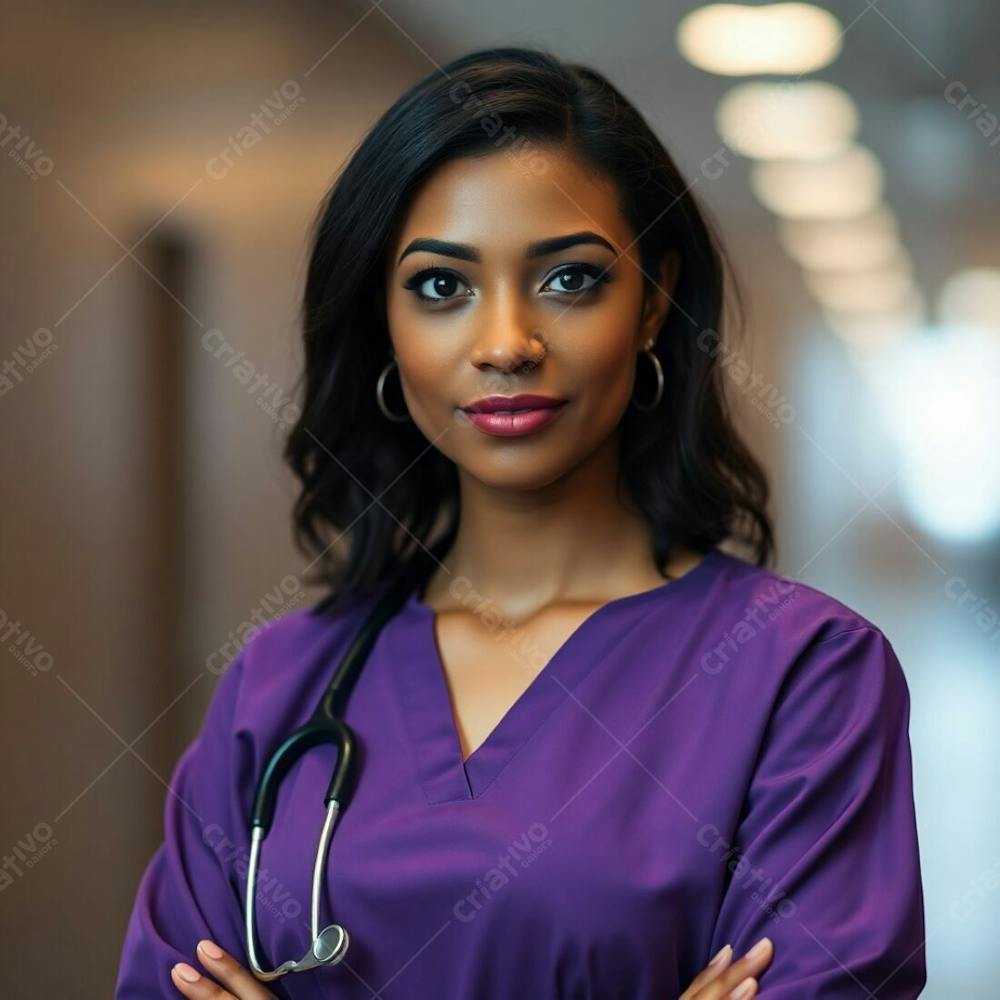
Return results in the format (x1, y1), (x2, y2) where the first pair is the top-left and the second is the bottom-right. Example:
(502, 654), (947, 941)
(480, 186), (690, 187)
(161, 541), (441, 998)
(243, 540), (446, 983)
(245, 801), (349, 980)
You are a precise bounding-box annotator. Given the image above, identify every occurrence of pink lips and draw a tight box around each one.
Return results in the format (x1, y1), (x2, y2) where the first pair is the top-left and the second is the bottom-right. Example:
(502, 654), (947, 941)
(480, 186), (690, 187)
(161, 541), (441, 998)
(460, 394), (568, 438)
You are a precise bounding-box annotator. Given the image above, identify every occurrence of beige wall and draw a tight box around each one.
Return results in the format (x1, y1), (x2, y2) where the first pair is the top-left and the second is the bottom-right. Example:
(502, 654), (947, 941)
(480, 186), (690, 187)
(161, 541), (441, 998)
(0, 4), (427, 995)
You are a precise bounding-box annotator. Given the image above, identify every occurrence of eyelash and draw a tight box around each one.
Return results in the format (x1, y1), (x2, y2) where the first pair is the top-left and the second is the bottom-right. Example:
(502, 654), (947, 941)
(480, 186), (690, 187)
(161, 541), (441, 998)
(402, 263), (612, 304)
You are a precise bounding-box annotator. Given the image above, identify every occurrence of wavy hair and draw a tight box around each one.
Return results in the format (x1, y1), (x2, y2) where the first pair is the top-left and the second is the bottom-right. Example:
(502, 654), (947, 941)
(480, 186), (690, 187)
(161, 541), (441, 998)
(285, 46), (774, 614)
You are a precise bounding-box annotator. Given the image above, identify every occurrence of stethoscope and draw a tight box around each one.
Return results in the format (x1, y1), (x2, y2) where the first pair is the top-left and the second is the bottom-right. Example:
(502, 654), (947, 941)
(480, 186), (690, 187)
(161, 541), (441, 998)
(244, 540), (446, 983)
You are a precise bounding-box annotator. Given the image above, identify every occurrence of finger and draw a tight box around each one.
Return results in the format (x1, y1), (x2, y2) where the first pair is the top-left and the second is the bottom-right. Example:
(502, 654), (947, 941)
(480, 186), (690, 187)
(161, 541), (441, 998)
(710, 937), (773, 998)
(727, 975), (759, 1000)
(195, 939), (278, 999)
(170, 962), (235, 998)
(679, 943), (734, 997)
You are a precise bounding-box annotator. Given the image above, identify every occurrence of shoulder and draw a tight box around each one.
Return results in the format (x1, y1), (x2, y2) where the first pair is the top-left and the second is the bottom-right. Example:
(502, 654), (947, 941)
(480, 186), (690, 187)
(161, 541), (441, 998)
(705, 547), (890, 644)
(245, 591), (381, 667)
(697, 555), (915, 773)
(244, 600), (362, 661)
(207, 592), (379, 722)
(697, 549), (908, 699)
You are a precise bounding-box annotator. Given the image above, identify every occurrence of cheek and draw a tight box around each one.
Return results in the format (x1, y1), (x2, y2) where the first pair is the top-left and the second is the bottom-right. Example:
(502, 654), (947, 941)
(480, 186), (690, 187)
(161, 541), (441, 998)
(396, 348), (454, 425)
(568, 320), (639, 421)
(386, 308), (461, 428)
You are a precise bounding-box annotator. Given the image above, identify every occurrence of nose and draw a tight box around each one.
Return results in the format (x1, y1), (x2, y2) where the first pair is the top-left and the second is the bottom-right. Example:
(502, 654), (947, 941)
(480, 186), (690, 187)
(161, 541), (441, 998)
(468, 290), (546, 374)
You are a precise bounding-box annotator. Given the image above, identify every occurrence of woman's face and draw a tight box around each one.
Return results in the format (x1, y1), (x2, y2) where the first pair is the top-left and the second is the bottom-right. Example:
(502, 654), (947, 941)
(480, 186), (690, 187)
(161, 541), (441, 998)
(384, 145), (677, 491)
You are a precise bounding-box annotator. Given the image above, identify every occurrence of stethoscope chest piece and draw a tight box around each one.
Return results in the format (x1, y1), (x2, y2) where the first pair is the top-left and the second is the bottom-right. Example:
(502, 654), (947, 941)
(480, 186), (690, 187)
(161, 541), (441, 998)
(244, 550), (443, 983)
(315, 924), (350, 965)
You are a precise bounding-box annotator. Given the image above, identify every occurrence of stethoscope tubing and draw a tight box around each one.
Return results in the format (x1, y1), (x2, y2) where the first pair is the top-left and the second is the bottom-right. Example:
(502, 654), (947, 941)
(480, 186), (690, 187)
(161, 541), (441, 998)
(244, 539), (447, 981)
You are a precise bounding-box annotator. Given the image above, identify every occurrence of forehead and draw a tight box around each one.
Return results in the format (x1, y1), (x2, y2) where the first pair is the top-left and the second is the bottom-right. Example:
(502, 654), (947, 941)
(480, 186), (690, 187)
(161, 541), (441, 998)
(391, 147), (632, 256)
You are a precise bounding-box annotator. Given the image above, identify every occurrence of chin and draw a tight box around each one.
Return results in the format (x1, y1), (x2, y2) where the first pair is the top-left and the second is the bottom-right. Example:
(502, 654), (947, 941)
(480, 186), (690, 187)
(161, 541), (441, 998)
(464, 456), (573, 493)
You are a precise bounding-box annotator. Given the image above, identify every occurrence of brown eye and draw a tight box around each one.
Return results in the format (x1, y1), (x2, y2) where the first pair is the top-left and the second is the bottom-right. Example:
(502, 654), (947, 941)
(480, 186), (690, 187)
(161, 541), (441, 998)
(403, 268), (471, 302)
(541, 264), (609, 296)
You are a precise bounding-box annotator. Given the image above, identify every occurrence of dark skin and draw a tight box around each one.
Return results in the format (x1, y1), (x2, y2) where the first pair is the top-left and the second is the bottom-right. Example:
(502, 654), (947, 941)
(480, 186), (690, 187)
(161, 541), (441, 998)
(385, 149), (693, 766)
(171, 146), (775, 998)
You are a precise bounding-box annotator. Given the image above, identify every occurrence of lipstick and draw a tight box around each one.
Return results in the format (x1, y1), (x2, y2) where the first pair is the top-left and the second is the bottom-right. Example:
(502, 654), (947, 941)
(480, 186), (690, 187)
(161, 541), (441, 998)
(459, 394), (568, 438)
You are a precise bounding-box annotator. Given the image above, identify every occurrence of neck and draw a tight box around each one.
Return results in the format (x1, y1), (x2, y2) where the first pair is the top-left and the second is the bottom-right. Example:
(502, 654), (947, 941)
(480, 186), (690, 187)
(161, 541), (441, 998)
(423, 433), (691, 617)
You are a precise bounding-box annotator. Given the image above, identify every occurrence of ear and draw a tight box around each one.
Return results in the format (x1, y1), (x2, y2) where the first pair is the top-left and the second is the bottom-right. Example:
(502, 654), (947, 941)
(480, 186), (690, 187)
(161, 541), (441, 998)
(639, 250), (680, 349)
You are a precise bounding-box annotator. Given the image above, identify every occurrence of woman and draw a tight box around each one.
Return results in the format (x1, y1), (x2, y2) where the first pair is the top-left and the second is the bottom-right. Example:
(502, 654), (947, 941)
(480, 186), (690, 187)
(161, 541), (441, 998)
(116, 47), (926, 999)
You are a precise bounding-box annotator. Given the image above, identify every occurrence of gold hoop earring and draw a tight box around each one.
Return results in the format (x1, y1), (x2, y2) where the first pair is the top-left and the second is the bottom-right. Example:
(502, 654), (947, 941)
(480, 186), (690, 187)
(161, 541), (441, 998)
(376, 355), (411, 422)
(631, 344), (664, 411)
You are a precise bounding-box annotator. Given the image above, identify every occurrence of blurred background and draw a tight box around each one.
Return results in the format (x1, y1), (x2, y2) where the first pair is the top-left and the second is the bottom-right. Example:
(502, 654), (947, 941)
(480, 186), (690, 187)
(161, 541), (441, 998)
(1, 1), (997, 995)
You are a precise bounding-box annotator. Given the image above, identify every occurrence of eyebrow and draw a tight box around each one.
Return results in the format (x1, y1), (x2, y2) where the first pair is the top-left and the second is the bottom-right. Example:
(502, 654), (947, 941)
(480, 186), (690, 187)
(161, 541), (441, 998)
(396, 230), (618, 267)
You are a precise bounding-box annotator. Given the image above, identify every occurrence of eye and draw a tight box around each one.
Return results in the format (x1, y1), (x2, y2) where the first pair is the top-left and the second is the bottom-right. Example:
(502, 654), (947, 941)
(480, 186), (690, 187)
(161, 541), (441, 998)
(403, 267), (472, 303)
(541, 263), (611, 296)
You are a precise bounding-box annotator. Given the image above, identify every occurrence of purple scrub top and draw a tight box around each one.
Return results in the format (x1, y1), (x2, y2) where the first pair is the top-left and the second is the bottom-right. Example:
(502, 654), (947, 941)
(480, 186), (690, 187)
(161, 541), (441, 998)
(115, 548), (926, 998)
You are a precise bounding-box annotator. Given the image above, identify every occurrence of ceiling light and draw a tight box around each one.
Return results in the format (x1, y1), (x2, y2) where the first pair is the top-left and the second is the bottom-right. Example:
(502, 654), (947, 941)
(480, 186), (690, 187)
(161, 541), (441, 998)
(806, 267), (916, 311)
(938, 268), (1000, 330)
(750, 145), (883, 219)
(778, 208), (903, 270)
(716, 81), (858, 160)
(823, 296), (926, 348)
(677, 3), (843, 75)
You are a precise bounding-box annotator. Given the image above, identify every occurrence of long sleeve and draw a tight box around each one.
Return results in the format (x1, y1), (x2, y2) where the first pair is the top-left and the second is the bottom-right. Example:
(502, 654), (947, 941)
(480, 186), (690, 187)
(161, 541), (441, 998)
(115, 650), (254, 998)
(708, 625), (927, 998)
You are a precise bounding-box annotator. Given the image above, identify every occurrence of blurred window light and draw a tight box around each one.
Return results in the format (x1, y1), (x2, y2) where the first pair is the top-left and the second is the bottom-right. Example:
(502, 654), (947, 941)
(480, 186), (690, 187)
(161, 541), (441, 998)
(778, 208), (903, 270)
(677, 3), (842, 75)
(716, 81), (858, 160)
(872, 326), (1000, 542)
(805, 265), (915, 311)
(750, 145), (883, 219)
(938, 268), (1000, 331)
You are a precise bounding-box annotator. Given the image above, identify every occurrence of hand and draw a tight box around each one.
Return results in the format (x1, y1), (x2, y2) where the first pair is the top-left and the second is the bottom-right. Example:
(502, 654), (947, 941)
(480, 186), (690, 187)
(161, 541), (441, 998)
(171, 940), (280, 999)
(679, 936), (774, 999)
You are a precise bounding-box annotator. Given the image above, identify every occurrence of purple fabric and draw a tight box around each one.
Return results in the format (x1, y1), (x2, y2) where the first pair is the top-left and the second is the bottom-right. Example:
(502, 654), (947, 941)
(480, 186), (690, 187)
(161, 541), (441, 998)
(115, 548), (926, 998)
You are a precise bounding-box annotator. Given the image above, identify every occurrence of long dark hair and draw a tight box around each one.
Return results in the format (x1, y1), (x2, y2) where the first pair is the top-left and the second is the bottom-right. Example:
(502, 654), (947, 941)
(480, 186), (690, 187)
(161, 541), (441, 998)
(285, 46), (774, 614)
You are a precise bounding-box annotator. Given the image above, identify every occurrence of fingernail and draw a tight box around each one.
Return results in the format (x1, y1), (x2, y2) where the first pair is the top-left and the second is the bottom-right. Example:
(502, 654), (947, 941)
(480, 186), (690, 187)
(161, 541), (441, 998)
(746, 936), (771, 959)
(173, 963), (200, 983)
(709, 943), (732, 966)
(730, 977), (755, 1000)
(198, 938), (225, 960)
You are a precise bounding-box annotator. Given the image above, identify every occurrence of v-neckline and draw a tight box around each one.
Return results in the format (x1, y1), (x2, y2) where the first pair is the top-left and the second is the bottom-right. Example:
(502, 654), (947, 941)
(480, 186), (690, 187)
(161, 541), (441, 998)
(388, 548), (723, 803)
